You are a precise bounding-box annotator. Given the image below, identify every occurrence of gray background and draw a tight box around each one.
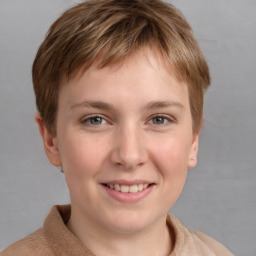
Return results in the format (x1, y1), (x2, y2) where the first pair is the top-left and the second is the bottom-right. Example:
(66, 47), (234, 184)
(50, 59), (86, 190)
(0, 0), (255, 255)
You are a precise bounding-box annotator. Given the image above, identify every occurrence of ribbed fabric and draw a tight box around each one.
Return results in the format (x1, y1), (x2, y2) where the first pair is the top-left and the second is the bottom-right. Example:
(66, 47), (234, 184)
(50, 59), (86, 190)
(1, 205), (233, 256)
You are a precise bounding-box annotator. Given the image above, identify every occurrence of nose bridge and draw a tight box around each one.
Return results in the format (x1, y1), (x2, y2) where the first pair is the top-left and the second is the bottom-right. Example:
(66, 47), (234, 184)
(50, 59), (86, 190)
(111, 122), (147, 169)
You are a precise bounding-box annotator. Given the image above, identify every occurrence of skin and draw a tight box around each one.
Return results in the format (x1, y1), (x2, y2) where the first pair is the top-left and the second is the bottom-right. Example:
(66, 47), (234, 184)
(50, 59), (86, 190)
(36, 48), (200, 256)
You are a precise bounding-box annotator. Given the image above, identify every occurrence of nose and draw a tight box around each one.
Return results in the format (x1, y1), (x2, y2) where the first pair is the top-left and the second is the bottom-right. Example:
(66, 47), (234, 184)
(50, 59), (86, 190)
(110, 125), (148, 170)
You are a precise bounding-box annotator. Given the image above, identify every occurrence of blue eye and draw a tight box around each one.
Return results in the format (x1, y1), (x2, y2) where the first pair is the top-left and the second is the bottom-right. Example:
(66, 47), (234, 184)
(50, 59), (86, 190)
(82, 115), (107, 126)
(89, 116), (103, 125)
(151, 116), (166, 124)
(150, 116), (171, 125)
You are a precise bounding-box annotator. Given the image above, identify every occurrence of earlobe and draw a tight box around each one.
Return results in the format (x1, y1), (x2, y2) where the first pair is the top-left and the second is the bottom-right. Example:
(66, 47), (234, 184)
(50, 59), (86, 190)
(187, 131), (200, 169)
(35, 113), (62, 167)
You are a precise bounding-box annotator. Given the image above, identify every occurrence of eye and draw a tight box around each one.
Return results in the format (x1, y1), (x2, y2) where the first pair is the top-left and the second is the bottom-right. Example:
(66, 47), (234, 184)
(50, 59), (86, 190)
(151, 116), (167, 125)
(81, 115), (107, 126)
(149, 115), (172, 125)
(89, 116), (104, 125)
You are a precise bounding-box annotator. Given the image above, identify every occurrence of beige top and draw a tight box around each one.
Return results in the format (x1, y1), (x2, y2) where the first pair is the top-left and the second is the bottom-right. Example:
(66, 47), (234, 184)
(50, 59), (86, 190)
(1, 205), (233, 256)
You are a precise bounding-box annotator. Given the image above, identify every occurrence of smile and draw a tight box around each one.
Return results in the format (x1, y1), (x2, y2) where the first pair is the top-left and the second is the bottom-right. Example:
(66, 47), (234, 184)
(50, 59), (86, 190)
(105, 184), (150, 193)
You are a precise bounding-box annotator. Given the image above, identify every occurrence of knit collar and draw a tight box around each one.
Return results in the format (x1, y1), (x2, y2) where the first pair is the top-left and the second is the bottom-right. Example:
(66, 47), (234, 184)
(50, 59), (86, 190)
(44, 205), (95, 256)
(43, 205), (185, 256)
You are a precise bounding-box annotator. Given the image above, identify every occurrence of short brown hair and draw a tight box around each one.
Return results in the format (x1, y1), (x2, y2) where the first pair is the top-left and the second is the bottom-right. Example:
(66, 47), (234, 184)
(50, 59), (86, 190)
(32, 0), (210, 135)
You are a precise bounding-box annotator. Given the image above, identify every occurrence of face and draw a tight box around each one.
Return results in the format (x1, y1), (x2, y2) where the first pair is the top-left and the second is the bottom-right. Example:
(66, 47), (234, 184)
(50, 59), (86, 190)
(37, 48), (199, 235)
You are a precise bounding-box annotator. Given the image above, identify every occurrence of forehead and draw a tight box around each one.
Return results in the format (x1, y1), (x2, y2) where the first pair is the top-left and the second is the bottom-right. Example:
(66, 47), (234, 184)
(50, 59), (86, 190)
(60, 48), (189, 109)
(69, 47), (180, 85)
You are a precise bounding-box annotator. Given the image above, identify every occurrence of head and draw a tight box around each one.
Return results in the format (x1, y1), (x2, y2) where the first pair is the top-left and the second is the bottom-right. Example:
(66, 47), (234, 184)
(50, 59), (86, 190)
(33, 0), (211, 238)
(32, 0), (210, 137)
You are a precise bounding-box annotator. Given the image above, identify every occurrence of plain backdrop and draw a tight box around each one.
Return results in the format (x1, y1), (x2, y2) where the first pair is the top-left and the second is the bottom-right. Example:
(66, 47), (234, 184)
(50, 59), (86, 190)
(0, 0), (256, 255)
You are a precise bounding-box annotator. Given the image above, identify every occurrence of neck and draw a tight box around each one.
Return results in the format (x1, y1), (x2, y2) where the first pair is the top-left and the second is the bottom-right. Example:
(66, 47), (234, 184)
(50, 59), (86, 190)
(67, 207), (174, 256)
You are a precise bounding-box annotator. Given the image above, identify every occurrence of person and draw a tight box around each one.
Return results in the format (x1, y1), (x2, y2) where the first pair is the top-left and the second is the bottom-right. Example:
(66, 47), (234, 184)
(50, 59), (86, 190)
(1, 0), (233, 255)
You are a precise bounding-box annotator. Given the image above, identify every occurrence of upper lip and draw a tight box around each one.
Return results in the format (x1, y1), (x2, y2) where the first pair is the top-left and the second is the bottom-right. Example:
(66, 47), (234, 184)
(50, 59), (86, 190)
(101, 179), (155, 186)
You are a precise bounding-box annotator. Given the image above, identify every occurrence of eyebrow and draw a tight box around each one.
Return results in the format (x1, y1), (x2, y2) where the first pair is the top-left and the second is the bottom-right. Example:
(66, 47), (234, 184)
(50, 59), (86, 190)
(70, 100), (184, 111)
(143, 100), (185, 111)
(70, 101), (115, 111)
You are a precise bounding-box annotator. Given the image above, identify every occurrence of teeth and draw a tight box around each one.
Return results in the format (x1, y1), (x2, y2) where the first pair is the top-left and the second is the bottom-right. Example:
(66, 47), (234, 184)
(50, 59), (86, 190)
(138, 184), (144, 191)
(121, 185), (129, 193)
(107, 183), (150, 193)
(114, 184), (120, 191)
(129, 185), (138, 193)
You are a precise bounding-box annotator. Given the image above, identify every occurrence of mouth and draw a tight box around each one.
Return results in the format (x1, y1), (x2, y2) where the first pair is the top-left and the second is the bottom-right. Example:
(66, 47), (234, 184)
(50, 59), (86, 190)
(102, 183), (154, 193)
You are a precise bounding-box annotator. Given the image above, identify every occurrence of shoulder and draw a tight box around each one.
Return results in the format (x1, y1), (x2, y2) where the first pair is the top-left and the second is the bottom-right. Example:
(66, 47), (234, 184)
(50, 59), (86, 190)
(167, 214), (233, 256)
(1, 205), (71, 256)
(189, 230), (233, 256)
(1, 228), (53, 256)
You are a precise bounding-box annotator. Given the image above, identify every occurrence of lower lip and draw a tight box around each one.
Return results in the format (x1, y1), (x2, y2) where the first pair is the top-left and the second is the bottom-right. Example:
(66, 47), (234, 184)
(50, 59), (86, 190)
(101, 185), (154, 203)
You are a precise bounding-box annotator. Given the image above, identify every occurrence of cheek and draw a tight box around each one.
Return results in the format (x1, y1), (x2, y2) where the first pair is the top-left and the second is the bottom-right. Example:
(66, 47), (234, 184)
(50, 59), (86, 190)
(151, 135), (192, 172)
(154, 136), (190, 203)
(59, 134), (108, 177)
(59, 135), (109, 202)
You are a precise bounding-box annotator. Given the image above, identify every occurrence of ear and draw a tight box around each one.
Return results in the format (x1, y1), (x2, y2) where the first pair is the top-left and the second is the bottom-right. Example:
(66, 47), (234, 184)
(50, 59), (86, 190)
(187, 129), (200, 169)
(35, 113), (62, 167)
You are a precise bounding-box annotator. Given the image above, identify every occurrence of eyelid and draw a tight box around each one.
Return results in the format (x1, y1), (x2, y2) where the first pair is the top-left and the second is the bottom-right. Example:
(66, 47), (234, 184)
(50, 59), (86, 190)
(80, 114), (109, 125)
(80, 113), (175, 126)
(145, 114), (177, 129)
(148, 114), (175, 122)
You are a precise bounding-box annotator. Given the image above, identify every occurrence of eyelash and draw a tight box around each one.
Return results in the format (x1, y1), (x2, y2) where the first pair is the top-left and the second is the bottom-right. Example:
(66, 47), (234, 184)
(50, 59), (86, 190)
(81, 115), (108, 126)
(80, 114), (175, 127)
(148, 114), (174, 126)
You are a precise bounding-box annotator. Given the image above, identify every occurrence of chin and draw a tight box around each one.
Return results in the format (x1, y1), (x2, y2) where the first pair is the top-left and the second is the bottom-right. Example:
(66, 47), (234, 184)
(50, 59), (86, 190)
(103, 210), (162, 234)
